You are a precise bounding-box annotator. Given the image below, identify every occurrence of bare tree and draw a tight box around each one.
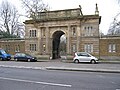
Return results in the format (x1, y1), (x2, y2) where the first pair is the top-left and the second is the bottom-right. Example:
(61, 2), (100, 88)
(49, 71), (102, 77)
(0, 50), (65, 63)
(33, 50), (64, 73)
(117, 0), (120, 4)
(21, 0), (49, 19)
(108, 13), (120, 35)
(108, 0), (120, 35)
(0, 0), (25, 38)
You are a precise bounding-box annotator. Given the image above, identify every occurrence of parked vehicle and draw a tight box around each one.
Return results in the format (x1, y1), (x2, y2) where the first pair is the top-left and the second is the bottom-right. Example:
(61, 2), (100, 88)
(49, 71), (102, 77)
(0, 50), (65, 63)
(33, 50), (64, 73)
(14, 53), (37, 62)
(0, 49), (11, 61)
(73, 52), (98, 64)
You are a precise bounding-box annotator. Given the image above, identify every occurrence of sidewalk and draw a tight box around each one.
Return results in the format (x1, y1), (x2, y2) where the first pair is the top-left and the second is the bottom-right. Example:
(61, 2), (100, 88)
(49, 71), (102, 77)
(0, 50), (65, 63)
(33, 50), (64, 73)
(0, 60), (120, 73)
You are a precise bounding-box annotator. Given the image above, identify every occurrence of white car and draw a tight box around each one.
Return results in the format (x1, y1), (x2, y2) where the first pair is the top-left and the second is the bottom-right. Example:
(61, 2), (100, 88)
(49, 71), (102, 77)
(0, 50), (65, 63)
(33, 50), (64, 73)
(73, 52), (98, 64)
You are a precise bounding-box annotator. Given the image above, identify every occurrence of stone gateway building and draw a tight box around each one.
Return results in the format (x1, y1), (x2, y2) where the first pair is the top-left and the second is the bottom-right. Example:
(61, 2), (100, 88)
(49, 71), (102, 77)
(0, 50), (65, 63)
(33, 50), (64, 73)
(0, 5), (120, 60)
(24, 5), (101, 59)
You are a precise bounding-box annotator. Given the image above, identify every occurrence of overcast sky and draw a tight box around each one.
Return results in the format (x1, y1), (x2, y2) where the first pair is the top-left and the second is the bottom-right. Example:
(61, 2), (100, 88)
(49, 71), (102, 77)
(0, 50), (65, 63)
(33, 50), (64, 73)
(1, 0), (120, 34)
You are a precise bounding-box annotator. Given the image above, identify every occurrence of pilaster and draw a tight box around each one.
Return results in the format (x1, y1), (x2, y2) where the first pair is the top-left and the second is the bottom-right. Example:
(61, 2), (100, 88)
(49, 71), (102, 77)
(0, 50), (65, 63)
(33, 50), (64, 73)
(46, 27), (49, 54)
(77, 25), (80, 51)
(67, 25), (70, 54)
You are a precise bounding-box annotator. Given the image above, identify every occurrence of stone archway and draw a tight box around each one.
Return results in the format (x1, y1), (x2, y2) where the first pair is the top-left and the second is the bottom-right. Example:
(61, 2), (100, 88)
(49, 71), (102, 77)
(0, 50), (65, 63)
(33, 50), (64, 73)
(52, 31), (65, 59)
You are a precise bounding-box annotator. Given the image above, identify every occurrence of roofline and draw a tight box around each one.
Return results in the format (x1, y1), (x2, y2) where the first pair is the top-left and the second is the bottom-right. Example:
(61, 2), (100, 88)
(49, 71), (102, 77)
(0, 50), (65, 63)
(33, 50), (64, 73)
(0, 38), (25, 41)
(24, 15), (101, 24)
(39, 8), (80, 13)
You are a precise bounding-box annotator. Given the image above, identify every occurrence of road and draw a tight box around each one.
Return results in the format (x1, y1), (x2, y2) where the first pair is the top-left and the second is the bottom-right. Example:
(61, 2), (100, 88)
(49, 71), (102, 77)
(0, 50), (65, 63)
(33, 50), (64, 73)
(0, 67), (120, 90)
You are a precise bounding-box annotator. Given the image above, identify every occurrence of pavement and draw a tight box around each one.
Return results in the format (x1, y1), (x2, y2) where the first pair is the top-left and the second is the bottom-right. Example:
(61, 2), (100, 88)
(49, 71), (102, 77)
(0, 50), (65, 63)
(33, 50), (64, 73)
(0, 60), (120, 73)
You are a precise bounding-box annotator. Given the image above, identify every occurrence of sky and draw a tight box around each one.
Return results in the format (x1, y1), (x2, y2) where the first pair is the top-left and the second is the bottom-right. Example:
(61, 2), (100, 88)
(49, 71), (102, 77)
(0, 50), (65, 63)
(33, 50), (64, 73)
(0, 0), (120, 34)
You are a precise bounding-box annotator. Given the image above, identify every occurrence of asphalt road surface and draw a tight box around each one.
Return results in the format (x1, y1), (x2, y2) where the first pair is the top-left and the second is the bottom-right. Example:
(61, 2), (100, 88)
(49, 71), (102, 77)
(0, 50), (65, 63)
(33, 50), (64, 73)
(0, 67), (120, 90)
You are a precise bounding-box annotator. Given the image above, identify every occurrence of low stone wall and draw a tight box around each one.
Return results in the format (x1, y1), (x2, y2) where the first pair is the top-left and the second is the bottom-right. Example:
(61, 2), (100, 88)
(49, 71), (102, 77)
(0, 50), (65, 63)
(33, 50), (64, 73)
(100, 56), (120, 60)
(30, 54), (120, 61)
(35, 55), (50, 60)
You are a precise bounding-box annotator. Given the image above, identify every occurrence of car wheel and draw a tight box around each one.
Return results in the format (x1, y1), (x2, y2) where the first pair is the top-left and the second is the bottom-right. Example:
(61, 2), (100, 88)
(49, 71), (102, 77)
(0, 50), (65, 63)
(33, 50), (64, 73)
(7, 59), (10, 61)
(15, 58), (18, 61)
(27, 59), (31, 62)
(91, 60), (96, 64)
(74, 59), (79, 63)
(0, 57), (3, 61)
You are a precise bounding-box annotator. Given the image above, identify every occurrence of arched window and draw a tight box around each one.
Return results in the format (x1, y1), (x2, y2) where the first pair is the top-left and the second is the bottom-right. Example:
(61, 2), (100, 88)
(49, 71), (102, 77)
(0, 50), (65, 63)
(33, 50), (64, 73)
(72, 26), (76, 36)
(84, 26), (93, 36)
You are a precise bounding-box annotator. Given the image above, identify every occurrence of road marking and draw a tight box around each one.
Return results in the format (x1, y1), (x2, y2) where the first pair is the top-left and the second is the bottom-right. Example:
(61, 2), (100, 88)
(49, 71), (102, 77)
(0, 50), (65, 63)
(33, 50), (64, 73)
(0, 77), (72, 87)
(0, 65), (44, 70)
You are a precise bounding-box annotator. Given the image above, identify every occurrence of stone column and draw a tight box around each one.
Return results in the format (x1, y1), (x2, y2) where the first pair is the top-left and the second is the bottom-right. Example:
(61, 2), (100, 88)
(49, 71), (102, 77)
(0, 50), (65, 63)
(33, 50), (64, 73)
(67, 25), (70, 54)
(46, 27), (49, 54)
(38, 27), (42, 54)
(50, 38), (53, 59)
(37, 28), (40, 54)
(76, 25), (80, 52)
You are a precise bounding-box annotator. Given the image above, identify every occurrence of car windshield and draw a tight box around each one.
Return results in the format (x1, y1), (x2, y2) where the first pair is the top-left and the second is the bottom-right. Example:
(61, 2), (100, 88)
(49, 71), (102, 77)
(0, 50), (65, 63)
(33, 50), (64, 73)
(1, 50), (7, 54)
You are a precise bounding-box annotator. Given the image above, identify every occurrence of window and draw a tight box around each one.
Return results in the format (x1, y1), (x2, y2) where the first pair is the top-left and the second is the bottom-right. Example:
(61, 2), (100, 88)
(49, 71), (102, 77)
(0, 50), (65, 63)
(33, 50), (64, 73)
(71, 26), (76, 36)
(15, 45), (20, 52)
(77, 52), (90, 57)
(80, 53), (90, 57)
(109, 44), (116, 52)
(72, 27), (76, 36)
(43, 44), (46, 52)
(5, 45), (10, 51)
(72, 45), (76, 52)
(30, 30), (37, 37)
(30, 30), (32, 37)
(43, 30), (45, 37)
(41, 28), (46, 37)
(84, 44), (93, 53)
(91, 26), (93, 30)
(30, 44), (36, 51)
(84, 26), (93, 36)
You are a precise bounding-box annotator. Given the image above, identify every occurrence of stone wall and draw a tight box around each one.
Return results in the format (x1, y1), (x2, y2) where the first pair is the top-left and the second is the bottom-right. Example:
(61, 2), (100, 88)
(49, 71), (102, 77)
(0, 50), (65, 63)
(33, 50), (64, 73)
(0, 38), (25, 55)
(100, 37), (120, 60)
(36, 8), (81, 20)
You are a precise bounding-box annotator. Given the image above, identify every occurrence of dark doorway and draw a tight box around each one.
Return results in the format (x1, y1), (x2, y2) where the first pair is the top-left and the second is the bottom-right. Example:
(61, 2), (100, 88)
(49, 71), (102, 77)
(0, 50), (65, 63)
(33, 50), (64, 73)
(52, 31), (65, 59)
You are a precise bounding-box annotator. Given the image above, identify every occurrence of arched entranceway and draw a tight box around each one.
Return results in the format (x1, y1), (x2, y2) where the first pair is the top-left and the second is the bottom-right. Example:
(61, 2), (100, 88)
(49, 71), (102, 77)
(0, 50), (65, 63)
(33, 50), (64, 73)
(52, 31), (65, 59)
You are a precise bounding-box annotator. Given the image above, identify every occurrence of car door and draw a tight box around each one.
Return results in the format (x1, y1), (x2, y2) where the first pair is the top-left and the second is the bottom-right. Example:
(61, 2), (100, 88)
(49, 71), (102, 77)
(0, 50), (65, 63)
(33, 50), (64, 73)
(76, 53), (86, 62)
(0, 51), (2, 60)
(21, 54), (26, 61)
(17, 54), (23, 61)
(76, 53), (83, 62)
(80, 53), (90, 62)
